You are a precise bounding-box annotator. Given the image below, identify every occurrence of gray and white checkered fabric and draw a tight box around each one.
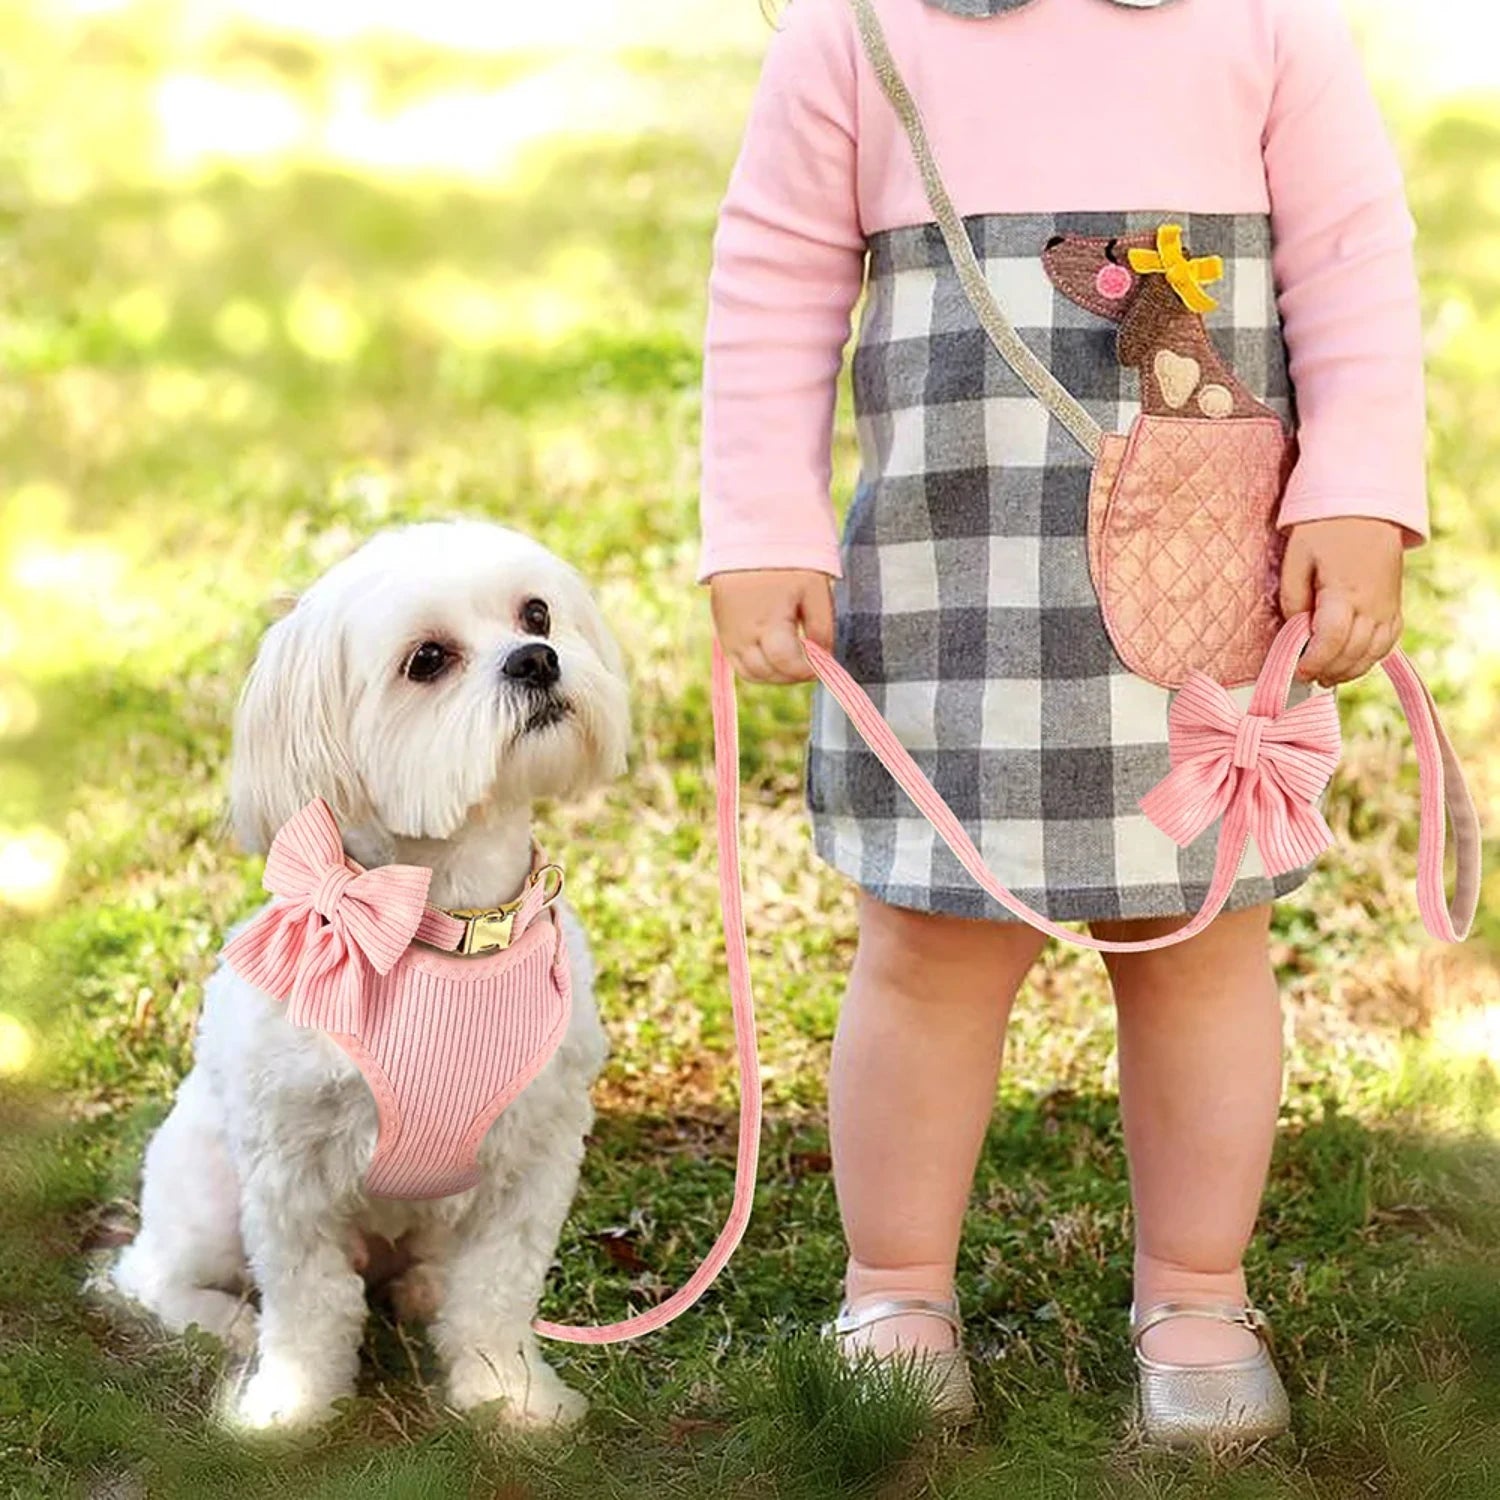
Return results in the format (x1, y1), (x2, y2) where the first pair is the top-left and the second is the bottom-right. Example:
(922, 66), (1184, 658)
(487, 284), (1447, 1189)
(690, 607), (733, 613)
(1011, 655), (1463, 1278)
(807, 211), (1317, 923)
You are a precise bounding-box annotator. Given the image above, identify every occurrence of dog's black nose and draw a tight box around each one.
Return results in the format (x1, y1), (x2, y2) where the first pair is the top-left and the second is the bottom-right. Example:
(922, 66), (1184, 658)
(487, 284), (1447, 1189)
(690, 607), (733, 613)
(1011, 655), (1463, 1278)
(502, 641), (560, 689)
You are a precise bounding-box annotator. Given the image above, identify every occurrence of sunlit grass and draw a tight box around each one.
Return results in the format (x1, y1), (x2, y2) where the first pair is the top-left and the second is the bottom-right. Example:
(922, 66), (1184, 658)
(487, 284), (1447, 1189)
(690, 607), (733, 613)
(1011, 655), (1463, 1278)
(1351, 0), (1500, 100)
(114, 0), (767, 51)
(151, 59), (667, 187)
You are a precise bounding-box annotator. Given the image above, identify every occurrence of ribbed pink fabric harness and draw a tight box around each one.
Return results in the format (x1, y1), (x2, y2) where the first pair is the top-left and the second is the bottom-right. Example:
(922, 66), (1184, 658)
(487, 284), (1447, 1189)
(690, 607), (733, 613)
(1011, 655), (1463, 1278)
(222, 801), (571, 1201)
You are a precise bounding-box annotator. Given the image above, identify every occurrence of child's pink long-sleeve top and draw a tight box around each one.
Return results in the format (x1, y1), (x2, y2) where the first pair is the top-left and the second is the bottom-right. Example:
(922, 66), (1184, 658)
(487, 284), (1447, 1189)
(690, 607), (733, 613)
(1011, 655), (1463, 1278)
(697, 0), (1428, 581)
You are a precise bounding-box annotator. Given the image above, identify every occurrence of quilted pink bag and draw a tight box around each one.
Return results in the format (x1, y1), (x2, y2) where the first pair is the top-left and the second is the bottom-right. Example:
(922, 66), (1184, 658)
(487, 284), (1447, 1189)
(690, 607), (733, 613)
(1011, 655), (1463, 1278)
(1088, 415), (1293, 688)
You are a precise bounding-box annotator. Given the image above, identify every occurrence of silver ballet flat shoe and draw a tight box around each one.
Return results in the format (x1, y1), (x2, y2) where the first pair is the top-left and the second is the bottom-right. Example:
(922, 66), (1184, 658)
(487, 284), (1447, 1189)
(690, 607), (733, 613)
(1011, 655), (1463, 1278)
(825, 1296), (978, 1424)
(1132, 1301), (1292, 1449)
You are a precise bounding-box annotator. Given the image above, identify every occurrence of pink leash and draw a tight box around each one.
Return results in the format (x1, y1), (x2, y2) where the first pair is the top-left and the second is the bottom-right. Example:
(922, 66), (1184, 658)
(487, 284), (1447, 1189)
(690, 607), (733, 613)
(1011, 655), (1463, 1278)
(533, 612), (1479, 1343)
(531, 632), (762, 1343)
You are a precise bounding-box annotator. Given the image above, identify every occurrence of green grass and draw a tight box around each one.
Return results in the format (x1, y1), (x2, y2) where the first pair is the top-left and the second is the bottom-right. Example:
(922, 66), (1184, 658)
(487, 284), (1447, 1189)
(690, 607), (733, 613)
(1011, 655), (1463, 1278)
(2, 4), (1499, 1496)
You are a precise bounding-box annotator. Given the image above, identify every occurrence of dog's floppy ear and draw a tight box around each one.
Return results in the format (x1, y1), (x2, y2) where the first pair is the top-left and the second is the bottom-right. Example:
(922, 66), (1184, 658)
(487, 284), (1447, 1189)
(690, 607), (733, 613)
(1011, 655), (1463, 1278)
(574, 581), (626, 684)
(228, 593), (369, 853)
(561, 566), (631, 784)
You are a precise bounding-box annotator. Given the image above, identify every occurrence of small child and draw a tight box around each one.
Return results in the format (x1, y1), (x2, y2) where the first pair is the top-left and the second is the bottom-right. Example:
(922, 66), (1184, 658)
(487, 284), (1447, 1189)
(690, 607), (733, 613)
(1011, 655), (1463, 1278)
(699, 0), (1426, 1444)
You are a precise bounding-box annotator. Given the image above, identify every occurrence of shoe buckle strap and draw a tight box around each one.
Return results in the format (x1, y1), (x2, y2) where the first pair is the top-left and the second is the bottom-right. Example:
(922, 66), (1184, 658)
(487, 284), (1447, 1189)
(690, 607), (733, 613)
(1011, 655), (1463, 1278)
(1130, 1301), (1273, 1353)
(828, 1296), (963, 1340)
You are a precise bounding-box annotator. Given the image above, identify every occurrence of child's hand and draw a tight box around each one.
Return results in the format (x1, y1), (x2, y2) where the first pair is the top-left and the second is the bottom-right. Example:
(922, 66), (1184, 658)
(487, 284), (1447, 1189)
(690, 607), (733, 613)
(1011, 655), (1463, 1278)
(710, 569), (835, 684)
(1279, 518), (1405, 686)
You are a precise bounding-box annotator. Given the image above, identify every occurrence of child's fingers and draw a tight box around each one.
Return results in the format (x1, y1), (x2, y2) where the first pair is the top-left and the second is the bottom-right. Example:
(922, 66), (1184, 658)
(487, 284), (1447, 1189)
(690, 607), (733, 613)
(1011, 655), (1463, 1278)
(1297, 593), (1354, 682)
(800, 577), (835, 652)
(1318, 614), (1378, 685)
(762, 622), (816, 682)
(738, 643), (783, 684)
(1347, 617), (1402, 683)
(1278, 540), (1315, 621)
(1372, 616), (1403, 664)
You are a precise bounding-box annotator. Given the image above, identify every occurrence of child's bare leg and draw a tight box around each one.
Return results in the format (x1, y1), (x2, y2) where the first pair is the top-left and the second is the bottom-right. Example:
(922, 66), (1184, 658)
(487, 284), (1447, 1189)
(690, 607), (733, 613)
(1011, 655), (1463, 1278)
(1093, 904), (1283, 1364)
(831, 892), (1046, 1356)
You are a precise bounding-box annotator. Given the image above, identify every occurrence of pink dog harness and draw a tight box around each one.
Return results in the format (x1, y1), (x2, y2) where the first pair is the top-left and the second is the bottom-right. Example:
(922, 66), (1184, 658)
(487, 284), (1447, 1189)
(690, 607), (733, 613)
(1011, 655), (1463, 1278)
(222, 800), (571, 1200)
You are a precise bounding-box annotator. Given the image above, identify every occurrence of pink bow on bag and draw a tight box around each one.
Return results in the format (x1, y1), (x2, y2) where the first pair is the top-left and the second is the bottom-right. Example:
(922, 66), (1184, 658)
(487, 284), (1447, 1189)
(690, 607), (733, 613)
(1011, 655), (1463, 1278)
(221, 798), (433, 1031)
(1139, 671), (1343, 878)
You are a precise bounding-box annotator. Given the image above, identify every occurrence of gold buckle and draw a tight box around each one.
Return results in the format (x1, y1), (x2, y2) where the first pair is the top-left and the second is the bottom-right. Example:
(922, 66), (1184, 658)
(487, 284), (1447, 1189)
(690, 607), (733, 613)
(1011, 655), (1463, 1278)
(455, 908), (516, 955)
(450, 864), (565, 956)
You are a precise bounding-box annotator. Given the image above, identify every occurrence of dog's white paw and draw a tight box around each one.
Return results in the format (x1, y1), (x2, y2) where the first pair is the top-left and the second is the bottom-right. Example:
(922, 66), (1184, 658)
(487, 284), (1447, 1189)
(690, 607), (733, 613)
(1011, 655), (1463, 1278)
(447, 1350), (586, 1429)
(229, 1358), (345, 1432)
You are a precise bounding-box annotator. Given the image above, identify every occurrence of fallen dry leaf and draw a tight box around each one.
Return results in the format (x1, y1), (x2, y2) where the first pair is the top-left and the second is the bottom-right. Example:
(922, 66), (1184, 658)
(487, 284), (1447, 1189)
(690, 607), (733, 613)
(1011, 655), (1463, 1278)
(588, 1229), (650, 1274)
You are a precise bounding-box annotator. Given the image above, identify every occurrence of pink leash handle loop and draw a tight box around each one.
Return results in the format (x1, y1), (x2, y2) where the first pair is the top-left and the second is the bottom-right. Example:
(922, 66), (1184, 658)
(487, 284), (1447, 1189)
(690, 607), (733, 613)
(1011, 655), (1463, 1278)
(533, 638), (763, 1343)
(1378, 647), (1482, 941)
(801, 614), (1479, 951)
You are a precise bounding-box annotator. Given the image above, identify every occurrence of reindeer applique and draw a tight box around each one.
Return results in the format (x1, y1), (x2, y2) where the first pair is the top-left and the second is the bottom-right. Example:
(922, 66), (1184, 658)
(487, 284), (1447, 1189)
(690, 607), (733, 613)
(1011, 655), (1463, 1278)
(1042, 223), (1279, 424)
(1038, 224), (1294, 689)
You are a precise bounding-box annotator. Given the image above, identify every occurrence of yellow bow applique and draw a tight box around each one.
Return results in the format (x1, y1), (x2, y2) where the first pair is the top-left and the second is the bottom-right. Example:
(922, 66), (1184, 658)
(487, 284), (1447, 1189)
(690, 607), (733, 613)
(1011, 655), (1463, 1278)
(1128, 224), (1224, 314)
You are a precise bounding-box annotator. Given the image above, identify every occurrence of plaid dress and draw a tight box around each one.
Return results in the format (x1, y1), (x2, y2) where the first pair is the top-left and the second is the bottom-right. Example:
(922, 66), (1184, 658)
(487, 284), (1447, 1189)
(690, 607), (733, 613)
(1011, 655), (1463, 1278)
(806, 211), (1318, 923)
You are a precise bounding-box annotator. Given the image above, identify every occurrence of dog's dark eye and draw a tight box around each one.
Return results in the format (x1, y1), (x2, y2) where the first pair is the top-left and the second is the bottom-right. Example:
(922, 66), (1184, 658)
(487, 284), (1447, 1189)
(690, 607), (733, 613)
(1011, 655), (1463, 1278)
(520, 598), (550, 637)
(404, 641), (453, 683)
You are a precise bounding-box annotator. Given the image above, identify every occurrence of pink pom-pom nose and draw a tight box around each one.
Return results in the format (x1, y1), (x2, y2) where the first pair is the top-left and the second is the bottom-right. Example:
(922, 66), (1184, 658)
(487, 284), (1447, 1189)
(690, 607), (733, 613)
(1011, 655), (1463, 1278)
(1096, 264), (1133, 300)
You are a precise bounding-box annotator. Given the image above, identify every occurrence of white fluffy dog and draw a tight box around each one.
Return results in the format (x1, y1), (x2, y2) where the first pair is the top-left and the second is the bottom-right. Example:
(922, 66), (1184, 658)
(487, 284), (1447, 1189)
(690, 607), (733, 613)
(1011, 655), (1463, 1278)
(111, 520), (628, 1432)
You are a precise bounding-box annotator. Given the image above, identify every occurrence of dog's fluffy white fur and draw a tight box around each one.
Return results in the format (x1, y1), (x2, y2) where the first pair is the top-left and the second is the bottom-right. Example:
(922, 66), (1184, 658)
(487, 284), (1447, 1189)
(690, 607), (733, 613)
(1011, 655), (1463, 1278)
(110, 521), (628, 1432)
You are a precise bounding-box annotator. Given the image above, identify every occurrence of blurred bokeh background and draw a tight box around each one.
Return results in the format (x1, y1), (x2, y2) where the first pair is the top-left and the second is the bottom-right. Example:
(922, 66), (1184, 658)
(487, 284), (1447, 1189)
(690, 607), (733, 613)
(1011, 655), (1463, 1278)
(1, 2), (1497, 1496)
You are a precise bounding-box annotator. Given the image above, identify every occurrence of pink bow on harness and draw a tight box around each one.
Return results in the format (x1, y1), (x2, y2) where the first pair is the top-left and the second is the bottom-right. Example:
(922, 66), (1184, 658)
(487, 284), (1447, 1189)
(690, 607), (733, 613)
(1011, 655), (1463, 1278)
(221, 799), (433, 1032)
(1140, 672), (1343, 878)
